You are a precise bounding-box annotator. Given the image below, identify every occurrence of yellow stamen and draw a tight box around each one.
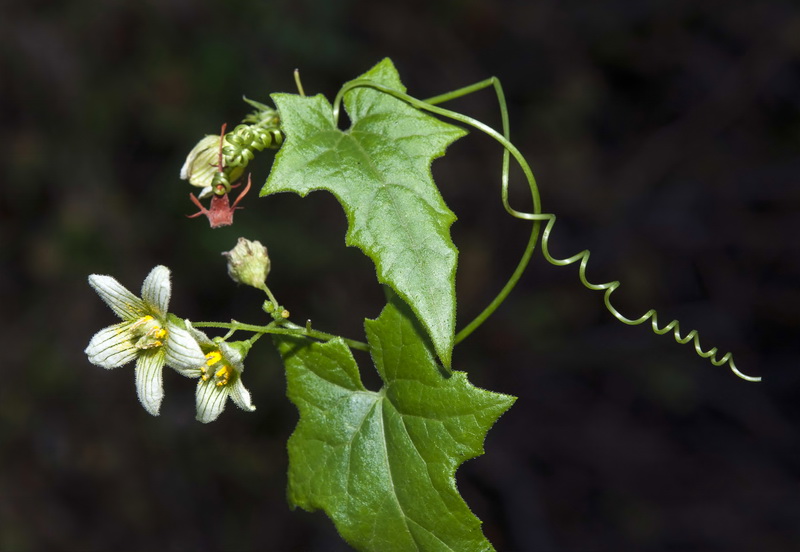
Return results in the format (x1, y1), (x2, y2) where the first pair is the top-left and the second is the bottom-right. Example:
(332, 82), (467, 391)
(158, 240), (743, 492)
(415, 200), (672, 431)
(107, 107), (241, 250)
(205, 351), (223, 366)
(131, 316), (168, 350)
(213, 363), (232, 387)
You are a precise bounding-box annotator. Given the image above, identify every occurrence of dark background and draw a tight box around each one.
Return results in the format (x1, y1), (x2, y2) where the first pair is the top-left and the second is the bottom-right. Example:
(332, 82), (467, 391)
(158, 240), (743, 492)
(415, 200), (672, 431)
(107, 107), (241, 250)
(2, 0), (799, 550)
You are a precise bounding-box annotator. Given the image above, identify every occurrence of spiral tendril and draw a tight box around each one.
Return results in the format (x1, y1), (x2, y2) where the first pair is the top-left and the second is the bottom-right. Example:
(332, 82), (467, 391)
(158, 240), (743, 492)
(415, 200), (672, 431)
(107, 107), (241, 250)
(211, 100), (284, 193)
(333, 77), (760, 382)
(537, 213), (759, 381)
(223, 124), (284, 168)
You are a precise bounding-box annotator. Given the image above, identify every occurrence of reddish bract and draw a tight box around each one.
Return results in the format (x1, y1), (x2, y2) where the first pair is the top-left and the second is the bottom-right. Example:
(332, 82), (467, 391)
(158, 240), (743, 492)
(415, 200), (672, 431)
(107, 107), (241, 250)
(187, 175), (251, 228)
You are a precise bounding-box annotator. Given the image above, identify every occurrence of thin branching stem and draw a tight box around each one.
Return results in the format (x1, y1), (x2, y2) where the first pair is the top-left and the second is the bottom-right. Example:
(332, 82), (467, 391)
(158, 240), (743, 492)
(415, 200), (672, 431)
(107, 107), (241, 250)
(191, 320), (370, 352)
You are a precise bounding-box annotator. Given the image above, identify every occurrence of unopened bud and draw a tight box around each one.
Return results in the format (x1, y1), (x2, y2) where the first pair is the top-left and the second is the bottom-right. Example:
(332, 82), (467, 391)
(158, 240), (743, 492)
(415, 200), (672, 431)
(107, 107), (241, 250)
(223, 238), (271, 289)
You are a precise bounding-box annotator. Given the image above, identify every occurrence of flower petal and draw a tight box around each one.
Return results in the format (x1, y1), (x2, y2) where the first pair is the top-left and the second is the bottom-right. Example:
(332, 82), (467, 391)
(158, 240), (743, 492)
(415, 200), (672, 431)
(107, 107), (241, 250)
(195, 380), (228, 423)
(135, 350), (166, 416)
(218, 341), (244, 371)
(184, 320), (215, 348)
(85, 322), (139, 368)
(165, 320), (206, 376)
(228, 378), (256, 412)
(141, 266), (171, 316)
(88, 275), (147, 320)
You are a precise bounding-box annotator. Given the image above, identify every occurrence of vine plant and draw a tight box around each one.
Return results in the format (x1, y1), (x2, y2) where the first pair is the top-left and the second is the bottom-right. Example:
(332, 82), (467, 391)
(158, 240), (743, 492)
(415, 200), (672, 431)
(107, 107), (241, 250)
(85, 58), (760, 551)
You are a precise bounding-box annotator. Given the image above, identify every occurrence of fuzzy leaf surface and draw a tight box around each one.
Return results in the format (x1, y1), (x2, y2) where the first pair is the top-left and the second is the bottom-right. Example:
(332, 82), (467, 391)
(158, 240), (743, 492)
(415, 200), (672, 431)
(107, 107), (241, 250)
(276, 296), (515, 551)
(263, 58), (466, 367)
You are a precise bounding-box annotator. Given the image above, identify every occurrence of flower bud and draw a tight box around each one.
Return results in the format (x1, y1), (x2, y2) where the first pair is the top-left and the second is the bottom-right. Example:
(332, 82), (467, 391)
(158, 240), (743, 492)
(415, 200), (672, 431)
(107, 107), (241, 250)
(223, 238), (271, 289)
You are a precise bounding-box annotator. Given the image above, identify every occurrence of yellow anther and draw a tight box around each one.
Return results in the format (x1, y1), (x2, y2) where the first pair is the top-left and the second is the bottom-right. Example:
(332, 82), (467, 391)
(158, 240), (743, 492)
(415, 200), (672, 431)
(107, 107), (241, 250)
(213, 364), (232, 386)
(154, 328), (167, 339)
(281, 309), (290, 319)
(215, 366), (227, 378)
(205, 351), (223, 366)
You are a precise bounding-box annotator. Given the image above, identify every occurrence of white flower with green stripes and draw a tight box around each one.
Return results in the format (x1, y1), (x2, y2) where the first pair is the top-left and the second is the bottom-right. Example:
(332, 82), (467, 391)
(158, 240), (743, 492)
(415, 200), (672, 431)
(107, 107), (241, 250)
(186, 322), (256, 423)
(85, 266), (206, 415)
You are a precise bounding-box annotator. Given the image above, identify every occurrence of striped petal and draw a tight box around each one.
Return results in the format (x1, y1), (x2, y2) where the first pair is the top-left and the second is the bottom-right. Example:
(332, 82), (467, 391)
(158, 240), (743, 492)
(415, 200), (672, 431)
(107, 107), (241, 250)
(218, 341), (244, 371)
(165, 320), (206, 376)
(185, 321), (215, 348)
(195, 380), (228, 423)
(85, 322), (139, 368)
(88, 275), (147, 320)
(141, 266), (171, 316)
(135, 350), (166, 416)
(228, 378), (256, 413)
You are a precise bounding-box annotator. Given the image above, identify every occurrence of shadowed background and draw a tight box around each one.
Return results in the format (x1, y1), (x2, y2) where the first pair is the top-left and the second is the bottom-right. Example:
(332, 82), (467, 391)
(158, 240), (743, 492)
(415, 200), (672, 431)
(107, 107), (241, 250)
(2, 0), (799, 550)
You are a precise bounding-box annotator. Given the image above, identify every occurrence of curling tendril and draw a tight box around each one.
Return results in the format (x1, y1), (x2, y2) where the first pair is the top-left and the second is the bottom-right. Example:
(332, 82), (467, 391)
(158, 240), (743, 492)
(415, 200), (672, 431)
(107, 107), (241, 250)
(333, 78), (760, 382)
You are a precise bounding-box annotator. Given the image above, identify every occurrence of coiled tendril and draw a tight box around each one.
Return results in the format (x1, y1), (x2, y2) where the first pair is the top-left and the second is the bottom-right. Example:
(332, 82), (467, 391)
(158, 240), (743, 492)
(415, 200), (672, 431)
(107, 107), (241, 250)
(211, 98), (284, 194)
(223, 124), (284, 168)
(332, 78), (760, 382)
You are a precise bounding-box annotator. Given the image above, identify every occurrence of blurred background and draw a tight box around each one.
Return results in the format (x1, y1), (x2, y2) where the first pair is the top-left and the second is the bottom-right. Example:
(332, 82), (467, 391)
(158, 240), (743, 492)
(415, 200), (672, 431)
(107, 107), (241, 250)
(2, 0), (799, 550)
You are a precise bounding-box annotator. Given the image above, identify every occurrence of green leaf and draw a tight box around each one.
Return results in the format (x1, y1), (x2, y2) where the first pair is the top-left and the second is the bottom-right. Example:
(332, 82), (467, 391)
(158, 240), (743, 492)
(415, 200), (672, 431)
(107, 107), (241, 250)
(263, 58), (467, 368)
(276, 295), (515, 552)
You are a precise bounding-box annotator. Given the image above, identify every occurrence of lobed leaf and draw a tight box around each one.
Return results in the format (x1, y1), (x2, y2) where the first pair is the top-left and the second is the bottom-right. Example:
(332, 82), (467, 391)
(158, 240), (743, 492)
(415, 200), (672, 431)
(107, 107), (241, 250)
(276, 295), (515, 551)
(262, 58), (466, 367)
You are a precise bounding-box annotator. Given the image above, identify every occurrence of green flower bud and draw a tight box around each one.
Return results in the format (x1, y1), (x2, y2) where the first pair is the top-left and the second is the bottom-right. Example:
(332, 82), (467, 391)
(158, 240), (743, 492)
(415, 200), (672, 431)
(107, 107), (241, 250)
(223, 238), (271, 289)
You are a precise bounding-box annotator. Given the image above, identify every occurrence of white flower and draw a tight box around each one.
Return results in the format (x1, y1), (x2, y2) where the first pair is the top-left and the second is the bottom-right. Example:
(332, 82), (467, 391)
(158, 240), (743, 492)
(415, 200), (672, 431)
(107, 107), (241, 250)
(186, 323), (256, 423)
(85, 266), (206, 416)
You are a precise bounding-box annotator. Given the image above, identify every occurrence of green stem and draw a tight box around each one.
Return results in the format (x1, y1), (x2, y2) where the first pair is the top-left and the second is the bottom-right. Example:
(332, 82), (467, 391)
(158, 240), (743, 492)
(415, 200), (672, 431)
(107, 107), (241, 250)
(259, 283), (281, 310)
(422, 78), (499, 106)
(294, 69), (306, 97)
(282, 321), (371, 352)
(245, 331), (263, 347)
(191, 320), (370, 352)
(425, 77), (536, 344)
(455, 222), (539, 344)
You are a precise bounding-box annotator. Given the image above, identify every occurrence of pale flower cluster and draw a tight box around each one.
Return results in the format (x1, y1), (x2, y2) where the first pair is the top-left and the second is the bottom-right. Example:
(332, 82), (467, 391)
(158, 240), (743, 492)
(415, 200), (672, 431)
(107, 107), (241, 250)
(85, 265), (256, 423)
